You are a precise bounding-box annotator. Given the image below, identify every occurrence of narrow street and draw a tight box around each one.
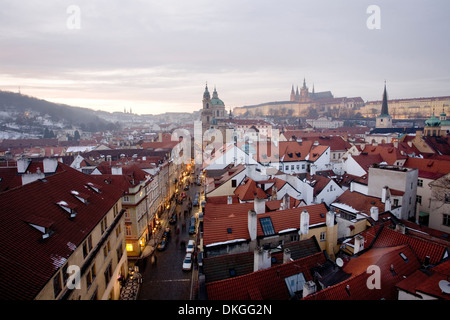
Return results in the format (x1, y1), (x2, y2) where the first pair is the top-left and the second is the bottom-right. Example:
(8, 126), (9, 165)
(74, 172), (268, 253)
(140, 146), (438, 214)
(137, 172), (203, 300)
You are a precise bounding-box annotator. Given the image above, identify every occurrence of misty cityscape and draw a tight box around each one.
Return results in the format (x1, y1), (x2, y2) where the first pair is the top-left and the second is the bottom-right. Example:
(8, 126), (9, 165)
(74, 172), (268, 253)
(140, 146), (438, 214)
(0, 1), (449, 315)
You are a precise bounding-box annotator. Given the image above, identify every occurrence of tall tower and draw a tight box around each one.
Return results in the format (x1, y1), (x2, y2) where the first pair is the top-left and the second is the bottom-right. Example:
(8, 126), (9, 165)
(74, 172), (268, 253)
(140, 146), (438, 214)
(201, 83), (226, 133)
(290, 85), (296, 102)
(201, 83), (213, 133)
(376, 82), (392, 129)
(300, 78), (309, 102)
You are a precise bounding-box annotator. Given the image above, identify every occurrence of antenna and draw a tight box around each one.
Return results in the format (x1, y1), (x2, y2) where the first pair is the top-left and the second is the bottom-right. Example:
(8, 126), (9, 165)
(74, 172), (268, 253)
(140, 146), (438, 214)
(438, 280), (450, 294)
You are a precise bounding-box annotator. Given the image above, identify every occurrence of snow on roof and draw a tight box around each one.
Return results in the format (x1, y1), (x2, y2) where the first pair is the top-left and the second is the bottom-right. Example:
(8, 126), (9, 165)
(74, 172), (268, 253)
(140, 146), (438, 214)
(331, 202), (359, 214)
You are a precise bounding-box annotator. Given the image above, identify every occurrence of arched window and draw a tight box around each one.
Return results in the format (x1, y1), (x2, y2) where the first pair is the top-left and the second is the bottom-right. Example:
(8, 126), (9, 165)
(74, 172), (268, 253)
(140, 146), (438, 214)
(206, 103), (209, 109)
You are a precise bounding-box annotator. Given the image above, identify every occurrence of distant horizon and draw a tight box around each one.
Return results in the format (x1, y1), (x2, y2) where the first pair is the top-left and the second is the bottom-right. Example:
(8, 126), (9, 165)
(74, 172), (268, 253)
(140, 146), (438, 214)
(2, 85), (450, 117)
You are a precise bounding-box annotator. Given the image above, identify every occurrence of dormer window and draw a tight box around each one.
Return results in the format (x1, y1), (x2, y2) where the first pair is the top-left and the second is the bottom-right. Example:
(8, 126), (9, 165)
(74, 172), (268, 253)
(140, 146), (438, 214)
(23, 215), (54, 239)
(57, 201), (77, 219)
(71, 190), (90, 204)
(86, 182), (102, 194)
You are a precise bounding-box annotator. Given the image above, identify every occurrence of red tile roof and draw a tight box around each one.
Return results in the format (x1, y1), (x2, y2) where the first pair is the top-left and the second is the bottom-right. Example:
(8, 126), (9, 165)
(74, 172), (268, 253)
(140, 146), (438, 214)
(351, 154), (384, 173)
(361, 144), (407, 165)
(372, 226), (447, 265)
(284, 134), (352, 152)
(332, 190), (385, 215)
(403, 157), (450, 180)
(396, 259), (450, 300)
(304, 245), (421, 300)
(203, 202), (328, 247)
(234, 177), (268, 201)
(206, 252), (326, 300)
(0, 163), (124, 300)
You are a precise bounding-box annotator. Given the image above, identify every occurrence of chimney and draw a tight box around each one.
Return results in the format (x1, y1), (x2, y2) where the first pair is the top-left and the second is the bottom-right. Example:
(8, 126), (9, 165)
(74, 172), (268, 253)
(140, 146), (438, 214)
(302, 281), (317, 298)
(272, 185), (277, 200)
(43, 158), (58, 173)
(248, 210), (257, 241)
(227, 195), (233, 204)
(381, 186), (390, 203)
(111, 166), (123, 175)
(384, 197), (392, 212)
(17, 158), (31, 174)
(326, 210), (335, 228)
(283, 194), (290, 209)
(395, 223), (406, 234)
(283, 248), (292, 263)
(254, 195), (265, 214)
(300, 210), (309, 235)
(370, 207), (379, 221)
(253, 247), (271, 272)
(353, 235), (364, 254)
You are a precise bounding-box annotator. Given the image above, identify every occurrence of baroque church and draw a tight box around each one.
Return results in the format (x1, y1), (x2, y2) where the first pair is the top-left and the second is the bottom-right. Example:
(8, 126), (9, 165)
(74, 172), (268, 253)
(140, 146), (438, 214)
(201, 83), (229, 133)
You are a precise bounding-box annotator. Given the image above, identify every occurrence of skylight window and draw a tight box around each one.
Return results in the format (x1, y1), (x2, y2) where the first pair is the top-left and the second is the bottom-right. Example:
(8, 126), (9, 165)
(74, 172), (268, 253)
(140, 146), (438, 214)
(86, 182), (102, 193)
(71, 190), (89, 204)
(23, 215), (54, 239)
(57, 201), (77, 218)
(259, 217), (275, 236)
(399, 252), (409, 262)
(284, 272), (306, 297)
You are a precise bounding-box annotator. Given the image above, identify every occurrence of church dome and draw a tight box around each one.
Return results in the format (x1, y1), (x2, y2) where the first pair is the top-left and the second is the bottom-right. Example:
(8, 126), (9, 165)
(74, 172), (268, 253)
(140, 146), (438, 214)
(211, 97), (225, 106)
(211, 87), (225, 106)
(425, 114), (441, 127)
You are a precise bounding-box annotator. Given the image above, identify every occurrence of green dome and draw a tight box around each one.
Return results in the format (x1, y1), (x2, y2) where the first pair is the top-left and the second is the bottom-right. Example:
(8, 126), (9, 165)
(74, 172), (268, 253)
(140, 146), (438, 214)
(211, 98), (225, 106)
(425, 114), (441, 127)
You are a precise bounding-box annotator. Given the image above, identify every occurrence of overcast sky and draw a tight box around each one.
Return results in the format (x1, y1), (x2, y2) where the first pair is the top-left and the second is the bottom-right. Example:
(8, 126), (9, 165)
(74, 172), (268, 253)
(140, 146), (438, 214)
(1, 0), (449, 115)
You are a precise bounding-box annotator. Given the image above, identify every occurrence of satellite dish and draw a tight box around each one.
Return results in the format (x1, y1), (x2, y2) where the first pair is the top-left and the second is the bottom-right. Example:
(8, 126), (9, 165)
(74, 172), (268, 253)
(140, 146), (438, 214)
(336, 258), (344, 267)
(438, 280), (450, 294)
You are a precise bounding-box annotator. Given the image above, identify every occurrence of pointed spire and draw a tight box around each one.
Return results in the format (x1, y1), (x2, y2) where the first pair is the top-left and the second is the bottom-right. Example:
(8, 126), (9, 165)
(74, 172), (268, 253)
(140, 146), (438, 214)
(302, 78), (307, 89)
(203, 82), (210, 100)
(212, 85), (219, 99)
(380, 81), (389, 116)
(291, 85), (295, 95)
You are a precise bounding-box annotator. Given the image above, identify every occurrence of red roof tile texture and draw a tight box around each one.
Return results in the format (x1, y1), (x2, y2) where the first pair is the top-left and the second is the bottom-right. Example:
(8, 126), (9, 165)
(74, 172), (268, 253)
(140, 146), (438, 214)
(206, 252), (326, 300)
(203, 202), (328, 247)
(0, 163), (124, 300)
(304, 245), (421, 300)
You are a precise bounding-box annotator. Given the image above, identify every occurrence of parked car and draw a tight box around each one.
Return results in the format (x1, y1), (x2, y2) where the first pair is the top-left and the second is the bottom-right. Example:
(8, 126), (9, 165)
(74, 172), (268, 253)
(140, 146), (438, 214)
(189, 216), (197, 235)
(169, 212), (177, 225)
(162, 227), (171, 239)
(193, 198), (199, 206)
(157, 239), (167, 251)
(186, 240), (195, 253)
(197, 251), (203, 267)
(182, 253), (192, 271)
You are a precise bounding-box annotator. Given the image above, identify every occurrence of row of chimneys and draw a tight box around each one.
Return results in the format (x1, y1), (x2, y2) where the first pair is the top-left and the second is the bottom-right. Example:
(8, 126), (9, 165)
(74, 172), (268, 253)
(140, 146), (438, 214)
(248, 207), (336, 242)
